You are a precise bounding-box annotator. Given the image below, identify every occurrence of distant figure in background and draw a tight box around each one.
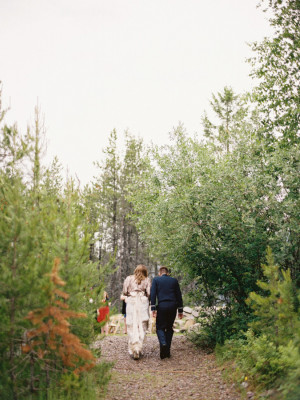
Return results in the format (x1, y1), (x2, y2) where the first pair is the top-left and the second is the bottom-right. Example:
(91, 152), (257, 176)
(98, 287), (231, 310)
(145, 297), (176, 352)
(122, 265), (151, 359)
(97, 291), (110, 335)
(121, 299), (127, 334)
(150, 266), (183, 359)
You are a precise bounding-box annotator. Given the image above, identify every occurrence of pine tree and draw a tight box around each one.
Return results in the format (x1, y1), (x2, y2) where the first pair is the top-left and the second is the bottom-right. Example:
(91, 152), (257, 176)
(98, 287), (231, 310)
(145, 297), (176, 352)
(202, 87), (249, 153)
(0, 95), (111, 398)
(91, 130), (156, 305)
(23, 258), (96, 394)
(250, 0), (300, 146)
(119, 133), (153, 281)
(247, 247), (298, 345)
(93, 130), (121, 301)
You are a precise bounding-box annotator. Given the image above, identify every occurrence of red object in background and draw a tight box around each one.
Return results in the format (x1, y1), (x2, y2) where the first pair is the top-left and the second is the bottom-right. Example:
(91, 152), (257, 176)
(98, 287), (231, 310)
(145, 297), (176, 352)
(97, 306), (109, 323)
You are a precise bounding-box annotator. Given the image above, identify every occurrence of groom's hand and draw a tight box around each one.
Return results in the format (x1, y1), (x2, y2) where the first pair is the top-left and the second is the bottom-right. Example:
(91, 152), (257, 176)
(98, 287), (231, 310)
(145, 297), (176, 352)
(152, 311), (157, 318)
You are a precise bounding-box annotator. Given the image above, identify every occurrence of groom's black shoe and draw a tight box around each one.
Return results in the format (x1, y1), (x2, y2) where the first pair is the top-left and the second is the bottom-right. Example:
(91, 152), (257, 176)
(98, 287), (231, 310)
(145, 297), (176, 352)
(160, 344), (168, 359)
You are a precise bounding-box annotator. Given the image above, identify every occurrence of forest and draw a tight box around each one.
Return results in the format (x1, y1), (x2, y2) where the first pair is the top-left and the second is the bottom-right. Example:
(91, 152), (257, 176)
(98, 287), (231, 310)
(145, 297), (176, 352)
(0, 0), (299, 399)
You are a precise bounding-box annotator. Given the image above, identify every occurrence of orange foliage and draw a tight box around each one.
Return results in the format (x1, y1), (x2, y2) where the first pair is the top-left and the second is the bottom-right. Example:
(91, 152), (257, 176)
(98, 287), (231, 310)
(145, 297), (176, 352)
(50, 258), (66, 286)
(54, 288), (69, 300)
(22, 344), (31, 353)
(24, 258), (95, 375)
(55, 300), (69, 309)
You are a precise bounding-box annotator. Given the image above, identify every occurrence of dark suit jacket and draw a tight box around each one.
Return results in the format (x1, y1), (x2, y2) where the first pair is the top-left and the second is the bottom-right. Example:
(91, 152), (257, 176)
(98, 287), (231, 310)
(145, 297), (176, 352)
(150, 274), (183, 313)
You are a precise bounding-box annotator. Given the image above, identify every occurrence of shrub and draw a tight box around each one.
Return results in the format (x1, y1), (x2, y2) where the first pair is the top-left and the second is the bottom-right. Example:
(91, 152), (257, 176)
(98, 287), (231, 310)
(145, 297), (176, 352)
(216, 249), (300, 398)
(239, 330), (287, 387)
(279, 336), (300, 400)
(189, 303), (251, 350)
(47, 363), (112, 400)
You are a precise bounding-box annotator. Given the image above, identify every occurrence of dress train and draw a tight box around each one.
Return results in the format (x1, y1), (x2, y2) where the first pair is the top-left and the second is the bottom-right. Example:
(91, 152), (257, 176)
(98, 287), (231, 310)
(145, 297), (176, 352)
(125, 291), (149, 358)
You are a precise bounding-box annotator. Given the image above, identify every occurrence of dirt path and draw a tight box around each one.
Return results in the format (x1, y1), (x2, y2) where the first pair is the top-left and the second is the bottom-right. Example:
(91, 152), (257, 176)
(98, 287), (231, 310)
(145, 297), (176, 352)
(95, 335), (241, 400)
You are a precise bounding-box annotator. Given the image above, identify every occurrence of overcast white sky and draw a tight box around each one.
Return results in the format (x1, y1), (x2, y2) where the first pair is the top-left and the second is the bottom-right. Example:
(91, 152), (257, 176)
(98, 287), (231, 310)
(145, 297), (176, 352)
(0, 0), (272, 185)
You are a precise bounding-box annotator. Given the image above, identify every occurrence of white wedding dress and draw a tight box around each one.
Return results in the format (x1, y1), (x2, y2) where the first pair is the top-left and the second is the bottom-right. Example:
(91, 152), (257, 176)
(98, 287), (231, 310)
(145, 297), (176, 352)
(122, 275), (151, 359)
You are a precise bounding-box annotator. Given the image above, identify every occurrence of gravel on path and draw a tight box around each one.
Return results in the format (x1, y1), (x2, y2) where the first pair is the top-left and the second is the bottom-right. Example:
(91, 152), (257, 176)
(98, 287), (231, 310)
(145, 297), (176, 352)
(95, 335), (241, 400)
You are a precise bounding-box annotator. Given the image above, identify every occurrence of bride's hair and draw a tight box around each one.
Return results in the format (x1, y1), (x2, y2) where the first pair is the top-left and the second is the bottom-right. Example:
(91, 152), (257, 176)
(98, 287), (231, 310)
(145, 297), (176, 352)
(134, 264), (148, 284)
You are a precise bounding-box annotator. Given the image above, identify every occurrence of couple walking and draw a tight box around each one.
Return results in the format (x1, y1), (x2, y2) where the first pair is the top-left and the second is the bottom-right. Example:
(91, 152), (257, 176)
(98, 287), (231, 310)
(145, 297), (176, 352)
(121, 264), (183, 360)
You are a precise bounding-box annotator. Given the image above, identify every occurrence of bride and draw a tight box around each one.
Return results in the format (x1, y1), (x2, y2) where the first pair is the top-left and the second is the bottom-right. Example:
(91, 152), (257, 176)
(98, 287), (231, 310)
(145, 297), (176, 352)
(121, 265), (151, 359)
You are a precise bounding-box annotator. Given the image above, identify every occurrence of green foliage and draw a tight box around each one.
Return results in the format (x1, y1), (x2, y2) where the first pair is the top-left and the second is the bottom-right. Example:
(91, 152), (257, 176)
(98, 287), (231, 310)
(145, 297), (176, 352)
(0, 102), (111, 399)
(279, 336), (300, 400)
(47, 363), (112, 400)
(131, 103), (299, 348)
(239, 331), (287, 387)
(250, 0), (300, 146)
(24, 259), (97, 380)
(217, 249), (300, 398)
(90, 129), (155, 306)
(247, 247), (298, 345)
(189, 304), (252, 350)
(202, 86), (252, 153)
(131, 123), (271, 313)
(217, 331), (288, 388)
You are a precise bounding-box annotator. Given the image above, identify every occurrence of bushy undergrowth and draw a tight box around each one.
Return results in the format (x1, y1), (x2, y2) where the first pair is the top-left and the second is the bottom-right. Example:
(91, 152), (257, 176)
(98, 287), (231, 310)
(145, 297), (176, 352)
(47, 363), (112, 400)
(218, 331), (288, 387)
(217, 331), (300, 399)
(214, 249), (300, 399)
(189, 304), (252, 350)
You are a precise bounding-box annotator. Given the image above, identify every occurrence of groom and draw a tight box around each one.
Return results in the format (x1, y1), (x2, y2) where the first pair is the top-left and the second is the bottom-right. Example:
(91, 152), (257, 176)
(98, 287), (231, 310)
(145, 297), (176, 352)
(150, 266), (183, 359)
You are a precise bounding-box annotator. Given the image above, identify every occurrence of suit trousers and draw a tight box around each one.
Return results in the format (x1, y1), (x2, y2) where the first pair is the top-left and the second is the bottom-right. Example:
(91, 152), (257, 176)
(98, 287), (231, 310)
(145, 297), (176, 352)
(156, 302), (177, 350)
